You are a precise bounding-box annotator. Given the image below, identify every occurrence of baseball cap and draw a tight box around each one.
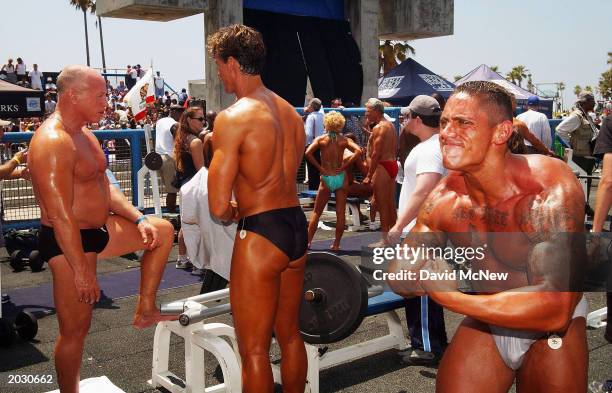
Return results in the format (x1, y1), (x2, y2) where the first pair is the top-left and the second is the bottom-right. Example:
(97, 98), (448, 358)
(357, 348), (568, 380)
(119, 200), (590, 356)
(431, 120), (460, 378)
(407, 95), (441, 116)
(527, 96), (540, 106)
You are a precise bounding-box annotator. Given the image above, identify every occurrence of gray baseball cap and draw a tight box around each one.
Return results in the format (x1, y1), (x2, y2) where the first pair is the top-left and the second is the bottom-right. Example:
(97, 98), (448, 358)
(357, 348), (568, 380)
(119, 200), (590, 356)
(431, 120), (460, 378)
(407, 95), (441, 116)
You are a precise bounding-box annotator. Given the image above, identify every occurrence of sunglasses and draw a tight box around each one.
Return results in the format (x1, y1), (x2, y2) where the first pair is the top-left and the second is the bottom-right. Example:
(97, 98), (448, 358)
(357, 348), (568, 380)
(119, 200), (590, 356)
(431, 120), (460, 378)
(191, 116), (205, 122)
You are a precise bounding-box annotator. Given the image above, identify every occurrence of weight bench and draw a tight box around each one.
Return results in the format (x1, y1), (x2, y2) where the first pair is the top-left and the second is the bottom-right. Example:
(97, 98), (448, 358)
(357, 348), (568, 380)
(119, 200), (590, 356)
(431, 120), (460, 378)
(301, 291), (408, 393)
(299, 190), (365, 231)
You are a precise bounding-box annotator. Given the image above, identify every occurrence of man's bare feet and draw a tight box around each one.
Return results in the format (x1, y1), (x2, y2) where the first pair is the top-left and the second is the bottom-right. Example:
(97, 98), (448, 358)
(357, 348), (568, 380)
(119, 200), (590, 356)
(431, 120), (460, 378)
(330, 244), (340, 252)
(133, 308), (179, 329)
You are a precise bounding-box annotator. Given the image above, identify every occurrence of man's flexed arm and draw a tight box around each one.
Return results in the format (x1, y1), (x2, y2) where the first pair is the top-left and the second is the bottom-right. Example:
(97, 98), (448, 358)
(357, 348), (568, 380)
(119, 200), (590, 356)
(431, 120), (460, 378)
(30, 133), (100, 304)
(423, 181), (585, 332)
(209, 111), (242, 222)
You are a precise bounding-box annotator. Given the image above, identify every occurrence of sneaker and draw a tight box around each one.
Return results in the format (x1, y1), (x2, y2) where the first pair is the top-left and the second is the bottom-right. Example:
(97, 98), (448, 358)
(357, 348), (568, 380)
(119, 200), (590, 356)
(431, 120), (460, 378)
(369, 222), (380, 231)
(191, 267), (206, 276)
(399, 348), (439, 366)
(176, 259), (193, 269)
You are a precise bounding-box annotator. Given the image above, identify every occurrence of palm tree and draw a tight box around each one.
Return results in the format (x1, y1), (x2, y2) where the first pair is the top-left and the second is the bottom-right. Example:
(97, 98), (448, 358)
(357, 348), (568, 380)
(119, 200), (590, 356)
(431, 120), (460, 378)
(454, 75), (463, 82)
(509, 65), (528, 88)
(608, 51), (612, 65)
(490, 65), (499, 73)
(379, 40), (415, 75)
(585, 85), (593, 93)
(70, 0), (95, 66)
(574, 85), (582, 97)
(92, 2), (108, 75)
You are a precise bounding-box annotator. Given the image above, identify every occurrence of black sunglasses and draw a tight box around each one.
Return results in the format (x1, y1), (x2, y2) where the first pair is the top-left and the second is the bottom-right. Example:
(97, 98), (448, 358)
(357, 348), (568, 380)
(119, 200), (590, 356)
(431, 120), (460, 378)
(191, 116), (205, 122)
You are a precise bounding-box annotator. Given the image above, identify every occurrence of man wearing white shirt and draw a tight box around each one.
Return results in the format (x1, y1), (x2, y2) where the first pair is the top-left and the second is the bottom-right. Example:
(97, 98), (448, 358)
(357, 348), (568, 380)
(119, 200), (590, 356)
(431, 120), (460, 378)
(154, 71), (165, 98)
(28, 64), (43, 90)
(516, 96), (552, 153)
(389, 95), (448, 365)
(155, 104), (184, 212)
(304, 98), (325, 190)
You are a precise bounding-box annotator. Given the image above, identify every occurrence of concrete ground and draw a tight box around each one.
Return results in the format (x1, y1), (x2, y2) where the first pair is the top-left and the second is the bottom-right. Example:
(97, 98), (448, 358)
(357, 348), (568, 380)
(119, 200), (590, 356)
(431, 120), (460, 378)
(0, 208), (610, 393)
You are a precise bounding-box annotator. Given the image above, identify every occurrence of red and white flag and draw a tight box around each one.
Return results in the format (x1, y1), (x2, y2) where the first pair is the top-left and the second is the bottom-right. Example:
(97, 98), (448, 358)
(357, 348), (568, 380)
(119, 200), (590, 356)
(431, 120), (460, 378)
(123, 68), (155, 121)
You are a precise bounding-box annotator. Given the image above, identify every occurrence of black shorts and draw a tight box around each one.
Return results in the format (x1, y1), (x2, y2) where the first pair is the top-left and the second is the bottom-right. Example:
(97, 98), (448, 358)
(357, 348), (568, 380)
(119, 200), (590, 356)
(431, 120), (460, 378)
(39, 225), (110, 263)
(238, 206), (308, 261)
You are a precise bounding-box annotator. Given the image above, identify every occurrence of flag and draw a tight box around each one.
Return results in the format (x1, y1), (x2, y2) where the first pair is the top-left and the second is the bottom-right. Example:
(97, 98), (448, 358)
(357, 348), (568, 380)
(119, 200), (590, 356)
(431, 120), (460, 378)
(123, 68), (155, 121)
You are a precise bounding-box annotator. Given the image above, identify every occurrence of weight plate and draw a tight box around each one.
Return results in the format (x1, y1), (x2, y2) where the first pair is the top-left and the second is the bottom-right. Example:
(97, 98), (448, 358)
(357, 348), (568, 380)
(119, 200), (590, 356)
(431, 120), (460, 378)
(15, 311), (38, 341)
(10, 250), (26, 271)
(144, 152), (163, 171)
(0, 318), (15, 347)
(299, 252), (368, 344)
(29, 250), (44, 272)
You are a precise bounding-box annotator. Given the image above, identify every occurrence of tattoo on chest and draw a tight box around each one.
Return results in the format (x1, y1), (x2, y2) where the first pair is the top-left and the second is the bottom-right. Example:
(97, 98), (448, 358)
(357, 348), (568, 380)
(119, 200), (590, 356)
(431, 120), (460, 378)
(452, 207), (509, 226)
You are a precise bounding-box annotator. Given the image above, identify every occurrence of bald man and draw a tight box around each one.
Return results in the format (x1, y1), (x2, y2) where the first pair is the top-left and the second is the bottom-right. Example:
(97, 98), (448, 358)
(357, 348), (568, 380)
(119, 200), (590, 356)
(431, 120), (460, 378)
(29, 65), (177, 393)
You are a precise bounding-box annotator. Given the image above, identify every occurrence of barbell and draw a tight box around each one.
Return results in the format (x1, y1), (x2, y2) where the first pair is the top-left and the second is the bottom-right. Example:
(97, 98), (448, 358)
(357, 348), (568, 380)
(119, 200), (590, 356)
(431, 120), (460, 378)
(161, 252), (384, 344)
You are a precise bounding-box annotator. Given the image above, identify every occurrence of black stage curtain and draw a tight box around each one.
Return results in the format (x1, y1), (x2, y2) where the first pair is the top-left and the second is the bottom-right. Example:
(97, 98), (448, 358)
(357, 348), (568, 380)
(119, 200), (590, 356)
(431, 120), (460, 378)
(243, 9), (363, 107)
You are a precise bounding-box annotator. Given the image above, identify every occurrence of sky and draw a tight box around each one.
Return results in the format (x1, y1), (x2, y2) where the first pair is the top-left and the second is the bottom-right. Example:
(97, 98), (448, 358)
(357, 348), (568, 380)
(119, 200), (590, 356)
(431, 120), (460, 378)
(1, 0), (610, 108)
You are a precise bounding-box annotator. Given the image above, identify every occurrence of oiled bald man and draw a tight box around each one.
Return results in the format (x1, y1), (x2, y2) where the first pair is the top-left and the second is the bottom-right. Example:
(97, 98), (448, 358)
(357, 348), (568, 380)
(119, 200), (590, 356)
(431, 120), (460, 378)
(388, 81), (587, 392)
(29, 65), (176, 393)
(364, 98), (398, 244)
(207, 25), (308, 393)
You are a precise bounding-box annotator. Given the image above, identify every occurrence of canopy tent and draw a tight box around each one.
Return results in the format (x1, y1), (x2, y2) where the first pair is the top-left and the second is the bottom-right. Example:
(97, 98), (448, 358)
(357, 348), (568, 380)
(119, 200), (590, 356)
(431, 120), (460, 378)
(378, 58), (455, 106)
(456, 64), (553, 118)
(0, 80), (44, 118)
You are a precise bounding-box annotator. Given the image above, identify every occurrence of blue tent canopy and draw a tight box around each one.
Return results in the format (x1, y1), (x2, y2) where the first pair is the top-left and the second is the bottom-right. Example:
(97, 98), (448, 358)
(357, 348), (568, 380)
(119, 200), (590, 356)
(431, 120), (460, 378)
(378, 58), (455, 106)
(456, 64), (553, 118)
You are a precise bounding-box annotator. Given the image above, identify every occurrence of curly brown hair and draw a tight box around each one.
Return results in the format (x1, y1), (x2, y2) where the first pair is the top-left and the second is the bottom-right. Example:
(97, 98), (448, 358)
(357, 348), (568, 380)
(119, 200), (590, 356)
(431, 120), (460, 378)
(173, 107), (202, 172)
(207, 24), (266, 75)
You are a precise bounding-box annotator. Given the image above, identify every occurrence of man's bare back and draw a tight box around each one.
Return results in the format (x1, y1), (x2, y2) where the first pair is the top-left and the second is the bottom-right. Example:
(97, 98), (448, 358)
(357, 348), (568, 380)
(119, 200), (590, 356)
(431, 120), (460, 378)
(209, 89), (304, 218)
(207, 24), (309, 393)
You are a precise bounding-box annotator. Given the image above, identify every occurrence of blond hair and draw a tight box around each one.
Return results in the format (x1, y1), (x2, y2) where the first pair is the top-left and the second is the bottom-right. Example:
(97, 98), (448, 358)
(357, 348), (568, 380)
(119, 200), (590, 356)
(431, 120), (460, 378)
(324, 111), (345, 132)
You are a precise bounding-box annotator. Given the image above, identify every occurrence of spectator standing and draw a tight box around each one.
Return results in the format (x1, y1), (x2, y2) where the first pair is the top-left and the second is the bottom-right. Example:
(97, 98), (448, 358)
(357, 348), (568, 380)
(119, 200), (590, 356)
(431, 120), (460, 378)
(557, 91), (599, 213)
(389, 95), (448, 365)
(304, 98), (325, 190)
(179, 88), (188, 104)
(45, 94), (57, 115)
(15, 58), (27, 84)
(592, 108), (612, 344)
(154, 71), (165, 98)
(2, 58), (17, 84)
(155, 104), (184, 213)
(125, 65), (136, 89)
(28, 64), (43, 90)
(516, 96), (552, 153)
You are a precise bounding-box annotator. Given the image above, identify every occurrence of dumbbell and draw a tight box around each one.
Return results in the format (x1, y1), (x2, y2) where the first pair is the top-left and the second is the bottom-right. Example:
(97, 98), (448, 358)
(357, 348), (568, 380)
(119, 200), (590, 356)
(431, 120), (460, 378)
(10, 250), (44, 272)
(0, 311), (38, 347)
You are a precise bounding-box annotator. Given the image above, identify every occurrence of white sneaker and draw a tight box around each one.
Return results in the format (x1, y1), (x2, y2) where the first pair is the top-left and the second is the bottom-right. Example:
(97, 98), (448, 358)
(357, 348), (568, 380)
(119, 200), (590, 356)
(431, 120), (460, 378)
(369, 222), (380, 231)
(176, 259), (193, 269)
(191, 267), (205, 276)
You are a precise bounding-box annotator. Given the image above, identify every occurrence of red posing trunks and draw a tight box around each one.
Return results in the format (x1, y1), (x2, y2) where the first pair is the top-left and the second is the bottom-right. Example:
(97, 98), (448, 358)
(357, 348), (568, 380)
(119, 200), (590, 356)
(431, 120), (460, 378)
(379, 160), (398, 179)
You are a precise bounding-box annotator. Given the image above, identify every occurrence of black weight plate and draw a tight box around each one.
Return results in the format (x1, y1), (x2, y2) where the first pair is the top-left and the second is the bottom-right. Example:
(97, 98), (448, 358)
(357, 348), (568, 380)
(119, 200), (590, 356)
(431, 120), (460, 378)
(299, 252), (368, 344)
(144, 152), (163, 170)
(10, 250), (26, 271)
(29, 250), (44, 272)
(15, 311), (38, 341)
(0, 318), (15, 347)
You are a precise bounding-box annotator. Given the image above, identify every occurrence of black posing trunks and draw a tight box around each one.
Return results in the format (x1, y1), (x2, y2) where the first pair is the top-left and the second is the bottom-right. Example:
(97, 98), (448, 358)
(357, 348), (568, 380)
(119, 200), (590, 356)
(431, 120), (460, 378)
(39, 225), (110, 263)
(238, 206), (308, 261)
